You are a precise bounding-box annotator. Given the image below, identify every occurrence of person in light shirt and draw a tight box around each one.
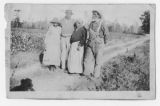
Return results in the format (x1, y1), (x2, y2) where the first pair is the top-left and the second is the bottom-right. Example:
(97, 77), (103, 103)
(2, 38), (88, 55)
(60, 10), (75, 70)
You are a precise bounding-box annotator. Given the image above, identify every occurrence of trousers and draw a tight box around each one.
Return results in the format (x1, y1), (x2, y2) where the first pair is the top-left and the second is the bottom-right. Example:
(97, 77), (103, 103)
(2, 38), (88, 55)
(84, 41), (104, 78)
(60, 36), (71, 69)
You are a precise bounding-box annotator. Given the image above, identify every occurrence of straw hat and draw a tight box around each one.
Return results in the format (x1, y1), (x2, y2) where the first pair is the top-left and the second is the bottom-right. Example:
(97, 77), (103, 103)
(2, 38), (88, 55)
(50, 18), (60, 23)
(92, 10), (102, 19)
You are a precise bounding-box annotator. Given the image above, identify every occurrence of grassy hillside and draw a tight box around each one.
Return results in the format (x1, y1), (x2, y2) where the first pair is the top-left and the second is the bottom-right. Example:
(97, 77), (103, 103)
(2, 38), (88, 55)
(97, 40), (150, 91)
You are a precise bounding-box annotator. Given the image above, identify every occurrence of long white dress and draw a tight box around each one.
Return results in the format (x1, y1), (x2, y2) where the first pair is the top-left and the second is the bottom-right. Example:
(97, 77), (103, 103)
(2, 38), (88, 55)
(43, 25), (61, 66)
(68, 41), (84, 73)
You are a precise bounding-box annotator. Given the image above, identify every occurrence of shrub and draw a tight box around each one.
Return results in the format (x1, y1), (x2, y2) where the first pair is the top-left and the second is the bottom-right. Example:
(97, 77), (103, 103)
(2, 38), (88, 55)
(10, 29), (45, 55)
(99, 40), (150, 91)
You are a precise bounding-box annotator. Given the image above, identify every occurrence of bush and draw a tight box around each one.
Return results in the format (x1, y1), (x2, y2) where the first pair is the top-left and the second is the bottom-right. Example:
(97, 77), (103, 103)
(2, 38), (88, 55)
(98, 40), (150, 91)
(10, 28), (45, 55)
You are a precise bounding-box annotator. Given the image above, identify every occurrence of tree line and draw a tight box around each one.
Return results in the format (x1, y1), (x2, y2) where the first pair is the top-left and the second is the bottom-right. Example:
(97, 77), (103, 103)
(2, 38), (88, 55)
(11, 10), (150, 34)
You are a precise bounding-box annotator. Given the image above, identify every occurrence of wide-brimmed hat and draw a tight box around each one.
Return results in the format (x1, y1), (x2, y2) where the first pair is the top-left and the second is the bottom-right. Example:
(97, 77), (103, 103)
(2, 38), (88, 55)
(92, 10), (102, 19)
(50, 18), (60, 23)
(65, 9), (73, 15)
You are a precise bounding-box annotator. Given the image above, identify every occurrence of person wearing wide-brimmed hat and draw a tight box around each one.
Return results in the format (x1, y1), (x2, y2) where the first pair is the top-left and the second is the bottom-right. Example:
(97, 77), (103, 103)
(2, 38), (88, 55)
(60, 9), (75, 70)
(83, 10), (110, 78)
(43, 18), (62, 70)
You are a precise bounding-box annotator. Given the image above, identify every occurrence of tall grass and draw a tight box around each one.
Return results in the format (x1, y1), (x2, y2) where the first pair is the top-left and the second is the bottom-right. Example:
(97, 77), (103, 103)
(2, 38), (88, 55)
(98, 40), (150, 91)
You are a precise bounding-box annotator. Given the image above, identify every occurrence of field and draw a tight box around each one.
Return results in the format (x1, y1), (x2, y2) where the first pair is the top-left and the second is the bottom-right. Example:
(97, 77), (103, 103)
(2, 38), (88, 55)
(10, 28), (143, 55)
(9, 28), (150, 91)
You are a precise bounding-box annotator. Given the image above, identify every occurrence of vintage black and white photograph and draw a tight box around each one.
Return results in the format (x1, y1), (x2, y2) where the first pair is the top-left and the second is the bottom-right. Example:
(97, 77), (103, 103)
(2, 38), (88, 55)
(5, 4), (155, 99)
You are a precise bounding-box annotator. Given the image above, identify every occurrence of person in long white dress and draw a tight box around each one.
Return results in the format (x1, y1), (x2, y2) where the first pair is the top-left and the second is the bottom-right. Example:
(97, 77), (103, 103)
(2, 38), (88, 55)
(43, 18), (62, 70)
(67, 20), (87, 74)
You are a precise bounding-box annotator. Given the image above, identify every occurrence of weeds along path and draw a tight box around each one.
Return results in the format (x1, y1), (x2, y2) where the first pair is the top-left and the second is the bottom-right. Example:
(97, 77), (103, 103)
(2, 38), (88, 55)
(103, 36), (149, 63)
(11, 35), (149, 91)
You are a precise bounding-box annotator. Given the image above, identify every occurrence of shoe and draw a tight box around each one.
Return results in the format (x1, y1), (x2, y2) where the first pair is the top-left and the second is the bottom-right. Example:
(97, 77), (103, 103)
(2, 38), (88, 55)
(51, 65), (56, 71)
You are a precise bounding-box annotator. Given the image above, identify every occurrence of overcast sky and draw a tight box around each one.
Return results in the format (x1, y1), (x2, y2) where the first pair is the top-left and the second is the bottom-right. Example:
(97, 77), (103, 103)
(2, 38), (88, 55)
(8, 4), (153, 26)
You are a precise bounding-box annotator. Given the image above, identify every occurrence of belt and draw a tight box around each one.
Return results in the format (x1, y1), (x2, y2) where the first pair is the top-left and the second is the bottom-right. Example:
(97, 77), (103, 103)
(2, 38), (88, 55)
(61, 36), (70, 38)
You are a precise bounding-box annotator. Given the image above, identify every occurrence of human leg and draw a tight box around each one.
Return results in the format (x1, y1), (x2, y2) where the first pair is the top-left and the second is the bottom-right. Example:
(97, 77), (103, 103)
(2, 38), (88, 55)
(83, 46), (95, 76)
(60, 37), (67, 69)
(94, 44), (104, 78)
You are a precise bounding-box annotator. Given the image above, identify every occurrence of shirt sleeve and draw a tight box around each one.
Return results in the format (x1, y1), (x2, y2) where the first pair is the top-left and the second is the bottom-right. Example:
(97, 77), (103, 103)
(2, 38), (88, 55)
(79, 27), (87, 46)
(101, 21), (110, 44)
(45, 26), (52, 36)
(70, 32), (74, 44)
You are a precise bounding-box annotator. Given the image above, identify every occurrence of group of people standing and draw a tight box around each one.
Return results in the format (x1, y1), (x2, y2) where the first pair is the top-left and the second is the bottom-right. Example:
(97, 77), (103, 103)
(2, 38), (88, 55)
(42, 9), (110, 78)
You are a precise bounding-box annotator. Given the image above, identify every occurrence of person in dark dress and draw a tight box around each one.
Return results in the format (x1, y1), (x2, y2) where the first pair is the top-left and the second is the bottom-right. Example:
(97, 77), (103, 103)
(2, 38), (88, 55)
(67, 20), (87, 74)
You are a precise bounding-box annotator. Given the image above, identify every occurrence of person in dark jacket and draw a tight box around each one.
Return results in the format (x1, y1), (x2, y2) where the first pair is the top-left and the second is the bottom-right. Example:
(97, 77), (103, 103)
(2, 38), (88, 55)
(67, 19), (87, 74)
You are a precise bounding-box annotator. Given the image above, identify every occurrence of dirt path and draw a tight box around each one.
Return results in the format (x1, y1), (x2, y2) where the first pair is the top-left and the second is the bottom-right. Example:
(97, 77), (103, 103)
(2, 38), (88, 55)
(11, 36), (149, 91)
(103, 36), (149, 63)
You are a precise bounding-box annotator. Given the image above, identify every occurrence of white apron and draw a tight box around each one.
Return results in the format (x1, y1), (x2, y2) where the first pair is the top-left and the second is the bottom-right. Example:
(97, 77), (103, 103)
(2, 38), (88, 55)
(43, 26), (61, 66)
(68, 42), (84, 73)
